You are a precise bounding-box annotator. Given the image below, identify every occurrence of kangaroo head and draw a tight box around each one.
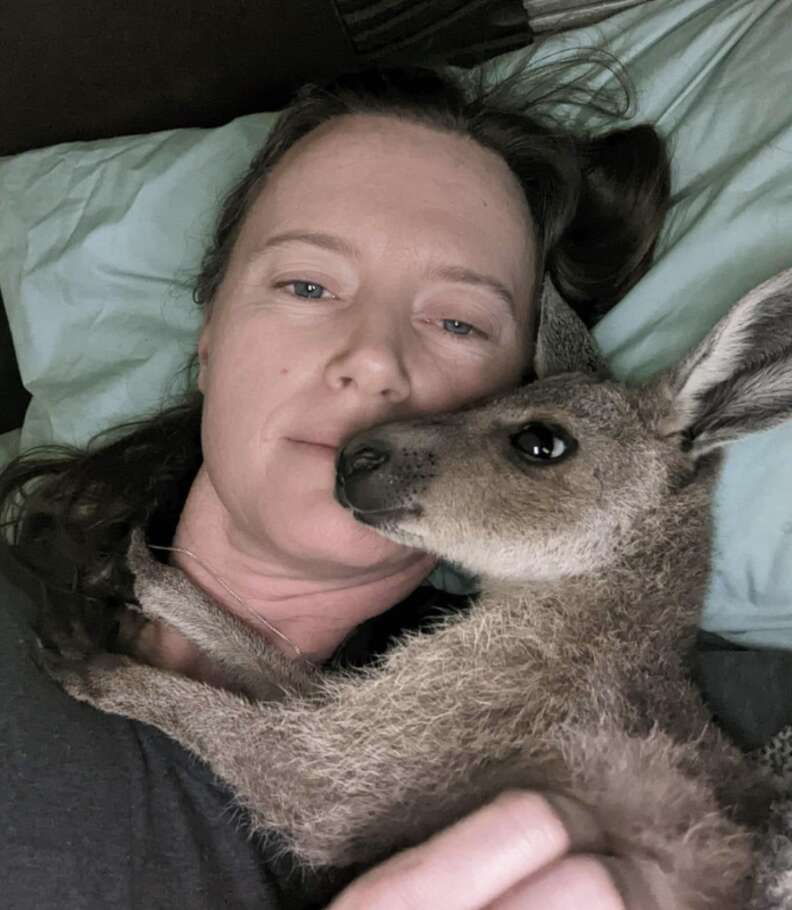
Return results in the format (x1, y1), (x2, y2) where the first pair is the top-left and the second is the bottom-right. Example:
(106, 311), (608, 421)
(336, 271), (792, 583)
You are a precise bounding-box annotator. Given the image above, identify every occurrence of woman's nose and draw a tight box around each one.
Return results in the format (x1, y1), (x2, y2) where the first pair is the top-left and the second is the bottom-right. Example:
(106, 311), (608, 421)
(324, 324), (411, 403)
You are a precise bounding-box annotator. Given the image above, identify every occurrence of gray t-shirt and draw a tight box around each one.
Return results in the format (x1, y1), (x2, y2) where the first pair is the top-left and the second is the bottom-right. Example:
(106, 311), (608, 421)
(0, 548), (304, 910)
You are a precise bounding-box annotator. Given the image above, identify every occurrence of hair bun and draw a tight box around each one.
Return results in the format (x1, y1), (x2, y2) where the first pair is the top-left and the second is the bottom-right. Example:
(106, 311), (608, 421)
(549, 124), (671, 326)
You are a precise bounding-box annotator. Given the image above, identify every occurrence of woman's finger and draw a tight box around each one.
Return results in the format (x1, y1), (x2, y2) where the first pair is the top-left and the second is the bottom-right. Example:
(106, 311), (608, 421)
(327, 790), (603, 910)
(485, 854), (625, 910)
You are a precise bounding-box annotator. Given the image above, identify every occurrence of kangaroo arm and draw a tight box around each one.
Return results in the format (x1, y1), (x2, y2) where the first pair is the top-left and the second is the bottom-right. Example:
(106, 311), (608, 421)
(41, 601), (558, 865)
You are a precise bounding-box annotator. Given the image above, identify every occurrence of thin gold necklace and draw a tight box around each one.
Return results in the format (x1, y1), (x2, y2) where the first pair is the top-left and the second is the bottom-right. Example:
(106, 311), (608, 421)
(148, 542), (308, 662)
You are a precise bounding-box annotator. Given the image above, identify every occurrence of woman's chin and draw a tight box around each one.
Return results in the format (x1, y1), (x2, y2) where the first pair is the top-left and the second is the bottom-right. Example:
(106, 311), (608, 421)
(297, 494), (428, 570)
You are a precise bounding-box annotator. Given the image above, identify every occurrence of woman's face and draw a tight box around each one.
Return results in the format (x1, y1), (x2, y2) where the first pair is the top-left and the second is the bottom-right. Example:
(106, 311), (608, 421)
(197, 114), (537, 572)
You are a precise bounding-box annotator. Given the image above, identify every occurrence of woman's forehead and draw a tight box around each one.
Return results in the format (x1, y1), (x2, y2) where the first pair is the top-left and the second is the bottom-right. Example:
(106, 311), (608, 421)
(268, 114), (528, 218)
(240, 115), (536, 284)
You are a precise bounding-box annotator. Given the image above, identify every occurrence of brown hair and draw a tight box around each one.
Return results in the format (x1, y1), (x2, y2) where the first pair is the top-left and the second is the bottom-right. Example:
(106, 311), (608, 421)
(0, 57), (670, 642)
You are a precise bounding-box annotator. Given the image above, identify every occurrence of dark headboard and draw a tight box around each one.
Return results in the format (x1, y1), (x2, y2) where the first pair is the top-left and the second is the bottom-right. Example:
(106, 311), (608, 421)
(2, 1), (534, 156)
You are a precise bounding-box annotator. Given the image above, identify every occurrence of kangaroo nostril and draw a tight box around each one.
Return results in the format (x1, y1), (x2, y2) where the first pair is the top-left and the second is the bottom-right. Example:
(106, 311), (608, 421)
(339, 443), (390, 479)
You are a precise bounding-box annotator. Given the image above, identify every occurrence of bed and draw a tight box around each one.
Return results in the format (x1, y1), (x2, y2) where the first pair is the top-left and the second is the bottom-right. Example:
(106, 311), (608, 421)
(2, 0), (792, 747)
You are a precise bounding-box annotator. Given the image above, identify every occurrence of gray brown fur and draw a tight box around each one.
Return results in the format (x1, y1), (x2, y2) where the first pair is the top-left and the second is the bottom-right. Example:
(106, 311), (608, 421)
(43, 270), (792, 909)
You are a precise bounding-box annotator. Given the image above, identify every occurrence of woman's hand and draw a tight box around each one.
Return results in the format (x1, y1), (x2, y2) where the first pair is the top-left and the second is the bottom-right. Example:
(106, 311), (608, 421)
(327, 791), (647, 910)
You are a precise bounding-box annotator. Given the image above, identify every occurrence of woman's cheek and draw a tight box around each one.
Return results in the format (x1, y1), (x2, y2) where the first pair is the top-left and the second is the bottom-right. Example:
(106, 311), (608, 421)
(431, 354), (523, 412)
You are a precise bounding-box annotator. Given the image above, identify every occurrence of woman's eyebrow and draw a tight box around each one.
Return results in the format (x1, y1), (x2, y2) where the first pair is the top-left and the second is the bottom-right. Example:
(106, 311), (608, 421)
(252, 230), (360, 259)
(251, 230), (516, 317)
(425, 264), (515, 317)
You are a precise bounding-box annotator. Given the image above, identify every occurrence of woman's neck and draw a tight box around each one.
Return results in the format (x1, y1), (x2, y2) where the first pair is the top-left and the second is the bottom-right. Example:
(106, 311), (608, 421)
(163, 466), (437, 664)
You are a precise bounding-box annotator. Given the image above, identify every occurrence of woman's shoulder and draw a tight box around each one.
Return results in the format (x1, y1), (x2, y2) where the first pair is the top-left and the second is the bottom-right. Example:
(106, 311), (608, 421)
(0, 547), (294, 910)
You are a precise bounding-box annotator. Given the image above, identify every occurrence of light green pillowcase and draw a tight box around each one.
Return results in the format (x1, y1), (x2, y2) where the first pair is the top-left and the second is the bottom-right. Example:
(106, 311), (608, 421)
(0, 0), (790, 644)
(0, 115), (277, 454)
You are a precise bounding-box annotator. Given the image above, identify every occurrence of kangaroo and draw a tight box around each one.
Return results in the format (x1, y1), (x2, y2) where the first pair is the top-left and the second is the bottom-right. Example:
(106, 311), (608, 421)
(43, 269), (792, 909)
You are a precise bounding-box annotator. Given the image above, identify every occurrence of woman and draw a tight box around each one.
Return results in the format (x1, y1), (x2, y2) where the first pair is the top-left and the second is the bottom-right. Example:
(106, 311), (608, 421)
(0, 65), (669, 908)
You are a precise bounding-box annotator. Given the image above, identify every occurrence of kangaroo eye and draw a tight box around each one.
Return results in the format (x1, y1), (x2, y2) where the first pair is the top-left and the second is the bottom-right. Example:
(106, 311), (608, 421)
(511, 423), (574, 462)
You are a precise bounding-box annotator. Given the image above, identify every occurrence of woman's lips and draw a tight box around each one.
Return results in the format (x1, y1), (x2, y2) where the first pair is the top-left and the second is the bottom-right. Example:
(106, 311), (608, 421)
(288, 439), (337, 456)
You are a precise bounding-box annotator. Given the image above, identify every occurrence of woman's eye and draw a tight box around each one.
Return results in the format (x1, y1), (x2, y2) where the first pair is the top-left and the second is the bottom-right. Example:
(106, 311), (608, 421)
(282, 280), (328, 300)
(441, 318), (481, 338)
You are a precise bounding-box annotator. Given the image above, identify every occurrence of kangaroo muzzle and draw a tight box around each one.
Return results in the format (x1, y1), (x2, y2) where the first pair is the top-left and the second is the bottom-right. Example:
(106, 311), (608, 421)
(334, 431), (432, 524)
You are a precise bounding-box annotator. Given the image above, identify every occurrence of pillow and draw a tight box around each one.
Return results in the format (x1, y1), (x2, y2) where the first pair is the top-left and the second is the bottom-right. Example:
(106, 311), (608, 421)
(1, 0), (791, 645)
(0, 113), (278, 455)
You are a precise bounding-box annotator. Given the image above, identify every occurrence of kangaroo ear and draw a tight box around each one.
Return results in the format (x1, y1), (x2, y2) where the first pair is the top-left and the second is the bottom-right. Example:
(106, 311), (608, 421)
(656, 267), (792, 456)
(534, 278), (609, 380)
